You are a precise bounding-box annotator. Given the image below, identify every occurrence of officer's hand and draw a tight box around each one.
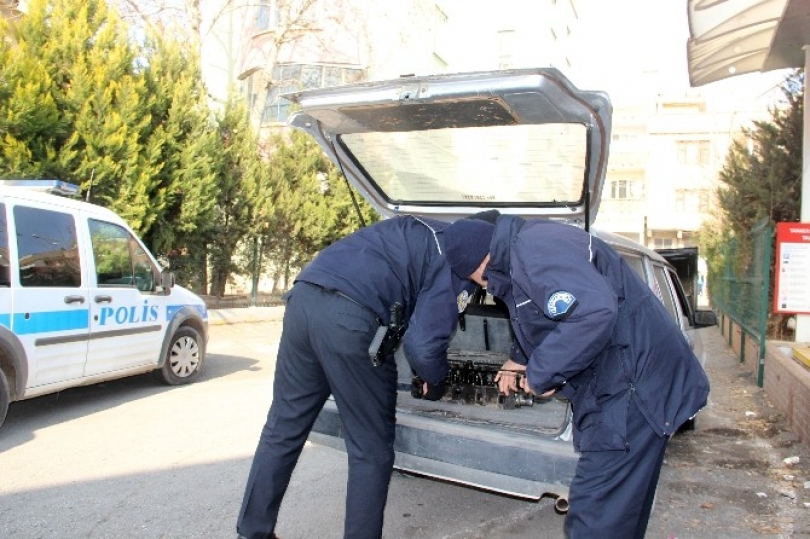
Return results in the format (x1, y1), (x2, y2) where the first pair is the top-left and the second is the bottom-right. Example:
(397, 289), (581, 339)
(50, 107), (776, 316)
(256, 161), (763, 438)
(495, 358), (527, 395)
(422, 380), (446, 401)
(516, 373), (555, 398)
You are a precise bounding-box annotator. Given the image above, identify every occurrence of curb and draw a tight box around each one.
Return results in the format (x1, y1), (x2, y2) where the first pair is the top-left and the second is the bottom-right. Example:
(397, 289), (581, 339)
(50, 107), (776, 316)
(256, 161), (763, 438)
(207, 306), (285, 326)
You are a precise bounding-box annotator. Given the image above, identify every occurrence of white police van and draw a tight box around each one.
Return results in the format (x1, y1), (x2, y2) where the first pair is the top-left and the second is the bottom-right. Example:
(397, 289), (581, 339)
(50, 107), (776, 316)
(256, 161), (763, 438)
(0, 180), (208, 431)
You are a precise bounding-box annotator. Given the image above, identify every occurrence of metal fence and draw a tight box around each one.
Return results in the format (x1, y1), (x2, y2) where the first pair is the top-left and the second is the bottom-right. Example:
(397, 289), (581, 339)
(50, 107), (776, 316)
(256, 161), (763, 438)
(707, 218), (773, 386)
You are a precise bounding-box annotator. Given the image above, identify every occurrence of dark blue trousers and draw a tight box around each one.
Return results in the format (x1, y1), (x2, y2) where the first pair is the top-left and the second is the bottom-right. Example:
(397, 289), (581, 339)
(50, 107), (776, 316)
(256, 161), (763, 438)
(565, 398), (669, 539)
(237, 282), (398, 539)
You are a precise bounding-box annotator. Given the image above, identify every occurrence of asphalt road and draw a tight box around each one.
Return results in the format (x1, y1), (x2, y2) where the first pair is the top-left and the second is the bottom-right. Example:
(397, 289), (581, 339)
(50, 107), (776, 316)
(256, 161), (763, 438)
(1, 312), (808, 538)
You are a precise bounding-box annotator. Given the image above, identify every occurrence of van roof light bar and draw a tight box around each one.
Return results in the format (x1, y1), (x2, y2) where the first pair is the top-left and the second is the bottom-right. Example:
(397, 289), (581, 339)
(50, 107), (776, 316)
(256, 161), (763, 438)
(0, 179), (81, 197)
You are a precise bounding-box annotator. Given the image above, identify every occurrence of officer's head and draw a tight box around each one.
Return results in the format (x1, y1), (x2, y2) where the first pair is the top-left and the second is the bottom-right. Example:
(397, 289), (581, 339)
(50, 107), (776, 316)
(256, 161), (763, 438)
(444, 218), (495, 284)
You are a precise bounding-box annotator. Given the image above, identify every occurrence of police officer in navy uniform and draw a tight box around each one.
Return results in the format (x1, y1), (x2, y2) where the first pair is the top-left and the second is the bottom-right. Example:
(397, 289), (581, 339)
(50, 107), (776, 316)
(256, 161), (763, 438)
(443, 214), (710, 539)
(236, 215), (476, 539)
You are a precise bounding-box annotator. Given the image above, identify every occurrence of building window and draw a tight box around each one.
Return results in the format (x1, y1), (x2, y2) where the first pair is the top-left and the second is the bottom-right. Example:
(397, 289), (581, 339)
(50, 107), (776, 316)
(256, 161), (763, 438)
(300, 65), (323, 89)
(677, 140), (711, 165)
(262, 63), (365, 124)
(653, 237), (674, 249)
(675, 189), (686, 212)
(432, 5), (449, 62)
(610, 179), (642, 200)
(498, 30), (515, 70)
(255, 0), (277, 30)
(698, 189), (710, 212)
(675, 188), (709, 213)
(262, 85), (296, 125)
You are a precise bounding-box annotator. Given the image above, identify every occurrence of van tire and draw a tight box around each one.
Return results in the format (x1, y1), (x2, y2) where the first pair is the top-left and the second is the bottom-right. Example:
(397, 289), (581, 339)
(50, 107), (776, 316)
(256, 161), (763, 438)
(159, 327), (204, 385)
(0, 369), (10, 431)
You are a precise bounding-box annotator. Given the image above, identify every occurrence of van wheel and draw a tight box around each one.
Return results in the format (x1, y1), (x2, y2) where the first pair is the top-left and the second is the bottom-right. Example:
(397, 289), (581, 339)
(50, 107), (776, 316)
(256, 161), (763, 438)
(159, 327), (204, 385)
(0, 369), (10, 431)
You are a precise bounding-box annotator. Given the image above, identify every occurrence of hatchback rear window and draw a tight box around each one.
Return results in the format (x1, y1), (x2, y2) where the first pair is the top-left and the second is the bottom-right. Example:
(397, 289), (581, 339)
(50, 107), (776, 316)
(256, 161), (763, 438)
(341, 123), (587, 206)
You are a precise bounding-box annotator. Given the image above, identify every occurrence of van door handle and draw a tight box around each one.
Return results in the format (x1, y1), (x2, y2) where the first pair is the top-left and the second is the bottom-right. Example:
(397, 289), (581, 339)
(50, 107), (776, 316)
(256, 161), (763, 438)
(64, 295), (86, 304)
(94, 295), (113, 304)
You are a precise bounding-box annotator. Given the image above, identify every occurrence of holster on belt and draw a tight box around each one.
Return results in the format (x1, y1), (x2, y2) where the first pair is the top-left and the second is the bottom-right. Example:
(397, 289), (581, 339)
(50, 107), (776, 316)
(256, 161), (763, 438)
(368, 302), (405, 366)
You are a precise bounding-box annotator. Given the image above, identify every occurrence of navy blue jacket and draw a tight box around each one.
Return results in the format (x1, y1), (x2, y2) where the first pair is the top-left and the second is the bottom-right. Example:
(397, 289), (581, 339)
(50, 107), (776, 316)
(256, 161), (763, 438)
(485, 216), (710, 451)
(296, 215), (476, 385)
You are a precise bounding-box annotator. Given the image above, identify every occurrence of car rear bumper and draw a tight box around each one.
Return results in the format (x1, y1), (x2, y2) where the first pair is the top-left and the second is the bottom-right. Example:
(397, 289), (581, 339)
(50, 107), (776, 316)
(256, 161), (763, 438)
(309, 399), (578, 501)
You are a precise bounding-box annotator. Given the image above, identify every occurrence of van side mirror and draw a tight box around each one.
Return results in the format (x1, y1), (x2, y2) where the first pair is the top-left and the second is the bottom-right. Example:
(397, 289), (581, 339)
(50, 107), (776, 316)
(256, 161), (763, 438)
(693, 309), (717, 328)
(160, 269), (175, 293)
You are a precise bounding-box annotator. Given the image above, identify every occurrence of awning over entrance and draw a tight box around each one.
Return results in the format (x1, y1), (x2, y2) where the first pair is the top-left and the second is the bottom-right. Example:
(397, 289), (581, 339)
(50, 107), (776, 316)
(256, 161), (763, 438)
(686, 0), (810, 87)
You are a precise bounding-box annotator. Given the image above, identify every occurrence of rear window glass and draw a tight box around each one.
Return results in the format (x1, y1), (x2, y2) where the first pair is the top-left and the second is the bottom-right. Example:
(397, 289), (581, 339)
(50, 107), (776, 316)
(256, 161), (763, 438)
(340, 123), (587, 205)
(14, 206), (81, 288)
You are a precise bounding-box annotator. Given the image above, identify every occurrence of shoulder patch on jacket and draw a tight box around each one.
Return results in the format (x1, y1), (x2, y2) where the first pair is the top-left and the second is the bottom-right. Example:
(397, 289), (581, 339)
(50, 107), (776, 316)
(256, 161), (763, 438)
(546, 291), (578, 320)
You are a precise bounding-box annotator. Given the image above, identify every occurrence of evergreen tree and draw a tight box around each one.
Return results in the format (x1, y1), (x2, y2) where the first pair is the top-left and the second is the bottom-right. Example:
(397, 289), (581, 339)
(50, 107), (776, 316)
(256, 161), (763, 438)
(702, 70), (803, 337)
(715, 72), (803, 240)
(0, 0), (135, 182)
(139, 33), (219, 291)
(0, 25), (63, 177)
(207, 93), (263, 297)
(263, 130), (378, 290)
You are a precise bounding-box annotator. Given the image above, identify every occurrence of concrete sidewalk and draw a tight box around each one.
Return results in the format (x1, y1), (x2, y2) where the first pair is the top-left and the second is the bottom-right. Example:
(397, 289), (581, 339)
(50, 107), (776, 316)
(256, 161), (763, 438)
(648, 326), (810, 537)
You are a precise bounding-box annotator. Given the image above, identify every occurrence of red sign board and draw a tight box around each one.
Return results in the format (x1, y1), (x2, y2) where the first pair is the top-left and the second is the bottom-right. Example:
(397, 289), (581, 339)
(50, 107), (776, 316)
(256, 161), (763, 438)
(774, 222), (810, 314)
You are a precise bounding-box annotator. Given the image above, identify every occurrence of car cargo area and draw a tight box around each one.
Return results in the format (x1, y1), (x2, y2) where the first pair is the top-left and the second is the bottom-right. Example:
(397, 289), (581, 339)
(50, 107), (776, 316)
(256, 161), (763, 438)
(395, 300), (571, 437)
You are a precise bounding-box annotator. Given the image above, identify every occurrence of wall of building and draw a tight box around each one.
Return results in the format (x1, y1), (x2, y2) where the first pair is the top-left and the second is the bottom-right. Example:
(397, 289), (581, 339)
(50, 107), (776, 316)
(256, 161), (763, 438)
(594, 88), (775, 251)
(764, 341), (810, 453)
(718, 313), (810, 453)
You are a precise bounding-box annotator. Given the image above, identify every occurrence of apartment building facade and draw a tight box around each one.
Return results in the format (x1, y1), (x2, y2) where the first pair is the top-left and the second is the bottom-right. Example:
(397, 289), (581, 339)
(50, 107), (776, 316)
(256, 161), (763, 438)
(595, 89), (774, 250)
(200, 0), (580, 137)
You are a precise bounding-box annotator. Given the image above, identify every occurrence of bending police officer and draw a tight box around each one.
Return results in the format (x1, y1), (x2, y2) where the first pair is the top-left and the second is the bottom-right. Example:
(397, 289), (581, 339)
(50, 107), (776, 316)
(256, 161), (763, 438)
(237, 215), (476, 539)
(443, 214), (710, 539)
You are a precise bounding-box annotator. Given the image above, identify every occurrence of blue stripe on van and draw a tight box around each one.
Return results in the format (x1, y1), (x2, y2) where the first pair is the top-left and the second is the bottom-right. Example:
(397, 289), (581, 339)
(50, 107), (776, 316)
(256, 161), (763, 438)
(167, 304), (208, 321)
(12, 310), (90, 335)
(0, 313), (10, 329)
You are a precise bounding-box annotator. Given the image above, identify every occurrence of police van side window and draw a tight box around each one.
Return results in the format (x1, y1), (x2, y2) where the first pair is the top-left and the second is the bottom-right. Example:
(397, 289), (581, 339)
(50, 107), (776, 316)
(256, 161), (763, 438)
(651, 264), (678, 322)
(14, 206), (81, 287)
(89, 219), (155, 292)
(131, 241), (155, 292)
(667, 267), (695, 322)
(0, 204), (9, 286)
(619, 252), (646, 282)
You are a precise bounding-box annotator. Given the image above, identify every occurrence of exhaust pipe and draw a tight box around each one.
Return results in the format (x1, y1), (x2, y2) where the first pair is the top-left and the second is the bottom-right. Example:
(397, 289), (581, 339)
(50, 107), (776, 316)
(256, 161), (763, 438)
(554, 495), (569, 513)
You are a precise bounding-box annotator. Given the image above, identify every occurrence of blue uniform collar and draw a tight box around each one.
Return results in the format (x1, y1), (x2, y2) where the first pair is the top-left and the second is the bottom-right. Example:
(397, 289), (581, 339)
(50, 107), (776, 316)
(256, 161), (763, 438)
(485, 215), (524, 297)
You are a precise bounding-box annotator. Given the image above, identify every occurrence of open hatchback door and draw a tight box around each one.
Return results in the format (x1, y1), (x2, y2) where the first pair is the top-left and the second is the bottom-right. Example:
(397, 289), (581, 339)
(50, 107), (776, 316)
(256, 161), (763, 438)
(288, 68), (611, 226)
(286, 68), (613, 507)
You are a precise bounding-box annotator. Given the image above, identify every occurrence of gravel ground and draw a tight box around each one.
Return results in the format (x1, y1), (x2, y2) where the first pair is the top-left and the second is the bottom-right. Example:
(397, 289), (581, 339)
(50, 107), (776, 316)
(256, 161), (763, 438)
(647, 327), (810, 539)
